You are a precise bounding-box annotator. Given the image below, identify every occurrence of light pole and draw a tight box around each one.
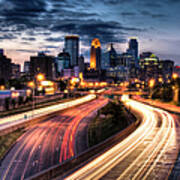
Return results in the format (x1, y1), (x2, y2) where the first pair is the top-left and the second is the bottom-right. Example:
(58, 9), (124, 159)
(29, 73), (45, 117)
(149, 79), (155, 99)
(172, 73), (179, 103)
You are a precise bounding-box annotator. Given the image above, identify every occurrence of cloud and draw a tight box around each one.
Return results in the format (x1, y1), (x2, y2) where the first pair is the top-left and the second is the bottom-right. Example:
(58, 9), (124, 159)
(45, 37), (64, 42)
(22, 37), (36, 41)
(43, 45), (59, 49)
(121, 12), (136, 16)
(0, 33), (17, 40)
(15, 49), (38, 53)
(140, 10), (166, 19)
(0, 0), (179, 64)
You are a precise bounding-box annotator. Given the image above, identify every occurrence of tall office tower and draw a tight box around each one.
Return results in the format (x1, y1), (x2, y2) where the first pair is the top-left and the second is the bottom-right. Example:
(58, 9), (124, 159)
(24, 61), (30, 73)
(11, 63), (21, 79)
(128, 37), (138, 60)
(30, 52), (56, 80)
(103, 43), (117, 69)
(90, 38), (101, 70)
(0, 49), (12, 81)
(65, 35), (79, 67)
(78, 55), (85, 73)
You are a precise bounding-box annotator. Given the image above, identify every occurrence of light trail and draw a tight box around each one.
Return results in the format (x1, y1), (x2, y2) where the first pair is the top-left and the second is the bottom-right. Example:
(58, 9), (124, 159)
(0, 97), (108, 180)
(66, 98), (178, 180)
(0, 95), (96, 130)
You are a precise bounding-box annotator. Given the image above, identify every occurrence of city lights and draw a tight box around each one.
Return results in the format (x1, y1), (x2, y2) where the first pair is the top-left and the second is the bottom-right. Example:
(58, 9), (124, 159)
(172, 73), (178, 80)
(36, 73), (45, 82)
(0, 1), (179, 179)
(149, 79), (155, 88)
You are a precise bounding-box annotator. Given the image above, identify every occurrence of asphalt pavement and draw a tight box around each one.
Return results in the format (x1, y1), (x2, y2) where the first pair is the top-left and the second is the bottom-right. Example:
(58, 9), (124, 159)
(0, 97), (108, 180)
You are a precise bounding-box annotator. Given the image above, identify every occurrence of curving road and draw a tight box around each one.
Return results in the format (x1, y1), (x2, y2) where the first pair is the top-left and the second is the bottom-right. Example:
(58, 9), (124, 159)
(0, 95), (96, 132)
(0, 97), (108, 180)
(67, 98), (178, 180)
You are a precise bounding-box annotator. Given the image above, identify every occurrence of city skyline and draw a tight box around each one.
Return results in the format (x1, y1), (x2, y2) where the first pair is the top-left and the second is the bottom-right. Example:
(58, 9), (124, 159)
(0, 0), (179, 66)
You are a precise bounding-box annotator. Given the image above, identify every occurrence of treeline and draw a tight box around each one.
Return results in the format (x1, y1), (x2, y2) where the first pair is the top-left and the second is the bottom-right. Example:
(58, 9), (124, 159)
(151, 78), (180, 103)
(88, 100), (132, 147)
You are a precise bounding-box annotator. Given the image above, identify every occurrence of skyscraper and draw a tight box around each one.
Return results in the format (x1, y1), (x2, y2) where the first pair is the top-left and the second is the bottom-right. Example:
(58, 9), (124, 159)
(0, 49), (12, 82)
(128, 37), (138, 60)
(24, 61), (30, 73)
(65, 35), (79, 67)
(90, 38), (101, 70)
(102, 43), (117, 69)
(78, 55), (85, 73)
(30, 52), (56, 80)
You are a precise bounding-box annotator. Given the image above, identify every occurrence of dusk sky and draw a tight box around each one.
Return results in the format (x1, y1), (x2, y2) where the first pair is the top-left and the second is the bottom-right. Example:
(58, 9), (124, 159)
(0, 0), (180, 67)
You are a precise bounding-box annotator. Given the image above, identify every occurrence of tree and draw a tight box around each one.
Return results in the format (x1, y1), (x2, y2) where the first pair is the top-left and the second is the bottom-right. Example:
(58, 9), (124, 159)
(58, 80), (67, 91)
(5, 98), (10, 111)
(11, 99), (16, 109)
(18, 96), (24, 106)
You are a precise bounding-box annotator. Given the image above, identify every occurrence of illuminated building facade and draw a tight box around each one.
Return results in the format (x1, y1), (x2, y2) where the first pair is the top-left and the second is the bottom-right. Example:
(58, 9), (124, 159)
(139, 52), (160, 81)
(174, 66), (180, 77)
(90, 38), (101, 70)
(159, 60), (174, 82)
(65, 35), (79, 67)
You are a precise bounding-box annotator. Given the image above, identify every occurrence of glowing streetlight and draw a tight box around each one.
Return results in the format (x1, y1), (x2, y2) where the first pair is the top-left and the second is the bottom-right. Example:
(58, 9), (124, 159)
(36, 73), (45, 81)
(149, 79), (155, 99)
(158, 77), (163, 83)
(172, 73), (178, 80)
(149, 79), (155, 88)
(28, 81), (35, 88)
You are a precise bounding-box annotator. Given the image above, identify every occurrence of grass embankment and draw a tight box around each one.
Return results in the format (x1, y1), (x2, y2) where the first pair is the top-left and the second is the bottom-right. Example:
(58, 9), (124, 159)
(0, 128), (25, 161)
(88, 100), (132, 147)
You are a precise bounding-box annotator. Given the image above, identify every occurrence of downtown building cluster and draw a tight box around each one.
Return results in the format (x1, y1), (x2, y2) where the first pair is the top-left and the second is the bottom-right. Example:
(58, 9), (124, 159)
(0, 35), (179, 87)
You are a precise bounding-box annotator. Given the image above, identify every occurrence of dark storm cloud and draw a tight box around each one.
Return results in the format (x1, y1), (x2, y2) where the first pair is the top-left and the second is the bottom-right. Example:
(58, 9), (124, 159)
(168, 0), (180, 3)
(140, 10), (166, 19)
(102, 0), (131, 5)
(43, 45), (59, 49)
(22, 37), (36, 41)
(0, 33), (17, 40)
(15, 49), (38, 53)
(121, 12), (136, 16)
(143, 2), (163, 8)
(0, 0), (145, 46)
(45, 37), (64, 42)
(49, 18), (143, 44)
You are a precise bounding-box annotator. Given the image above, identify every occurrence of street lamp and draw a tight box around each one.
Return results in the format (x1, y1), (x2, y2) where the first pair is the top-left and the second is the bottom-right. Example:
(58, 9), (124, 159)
(31, 73), (45, 117)
(36, 73), (45, 82)
(172, 73), (178, 80)
(172, 73), (179, 103)
(149, 79), (155, 98)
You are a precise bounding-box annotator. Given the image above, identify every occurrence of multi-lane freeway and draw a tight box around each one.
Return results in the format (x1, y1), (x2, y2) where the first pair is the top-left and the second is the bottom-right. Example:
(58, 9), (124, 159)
(67, 97), (178, 180)
(0, 94), (96, 132)
(0, 97), (108, 180)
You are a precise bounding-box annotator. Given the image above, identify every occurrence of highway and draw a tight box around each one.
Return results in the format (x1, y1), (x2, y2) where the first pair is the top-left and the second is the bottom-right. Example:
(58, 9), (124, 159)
(0, 97), (108, 180)
(66, 97), (178, 180)
(0, 94), (96, 132)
